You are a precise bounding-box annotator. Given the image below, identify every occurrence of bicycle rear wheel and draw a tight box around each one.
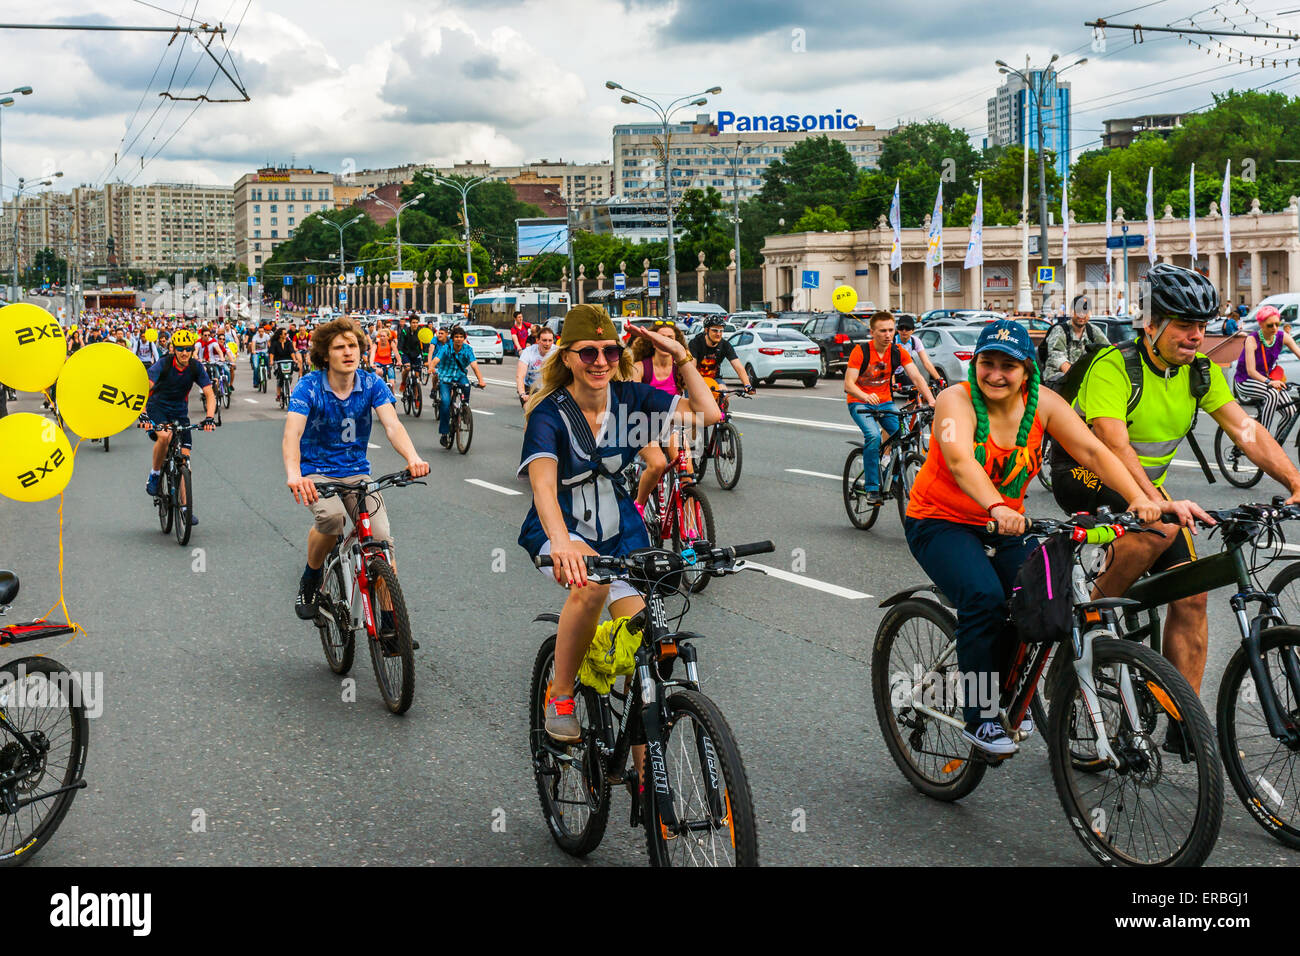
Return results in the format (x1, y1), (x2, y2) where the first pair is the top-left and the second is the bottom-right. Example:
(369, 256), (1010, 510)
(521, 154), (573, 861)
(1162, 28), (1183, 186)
(174, 465), (193, 546)
(872, 598), (987, 800)
(456, 403), (473, 454)
(1214, 423), (1263, 488)
(645, 689), (758, 866)
(674, 485), (716, 593)
(712, 421), (742, 490)
(365, 556), (415, 714)
(317, 558), (355, 675)
(1217, 625), (1300, 848)
(528, 635), (610, 856)
(411, 381), (422, 418)
(158, 468), (174, 534)
(1047, 638), (1222, 866)
(0, 657), (89, 866)
(895, 452), (924, 525)
(843, 448), (879, 530)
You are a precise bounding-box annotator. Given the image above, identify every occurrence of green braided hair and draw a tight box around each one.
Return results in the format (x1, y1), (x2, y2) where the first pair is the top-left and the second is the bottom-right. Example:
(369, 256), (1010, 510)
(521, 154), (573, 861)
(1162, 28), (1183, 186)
(968, 358), (1041, 499)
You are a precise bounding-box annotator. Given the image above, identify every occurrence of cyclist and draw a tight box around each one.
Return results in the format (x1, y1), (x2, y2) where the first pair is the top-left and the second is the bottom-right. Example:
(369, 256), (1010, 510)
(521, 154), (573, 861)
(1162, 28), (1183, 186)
(630, 318), (691, 513)
(431, 325), (486, 448)
(141, 329), (217, 524)
(370, 325), (396, 385)
(396, 313), (424, 396)
(197, 328), (230, 396)
(250, 323), (272, 389)
(906, 319), (1162, 755)
(130, 327), (160, 369)
(1050, 263), (1300, 711)
(518, 304), (721, 743)
(292, 323), (311, 375)
(1232, 304), (1300, 432)
(893, 315), (943, 387)
(688, 315), (751, 388)
(1042, 293), (1108, 386)
(269, 327), (297, 403)
(846, 311), (936, 505)
(284, 317), (430, 630)
(426, 325), (450, 398)
(509, 310), (530, 356)
(515, 324), (555, 406)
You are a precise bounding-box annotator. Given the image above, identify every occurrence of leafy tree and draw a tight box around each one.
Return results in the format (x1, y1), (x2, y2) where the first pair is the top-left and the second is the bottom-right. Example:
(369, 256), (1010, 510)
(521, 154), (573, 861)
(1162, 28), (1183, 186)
(879, 121), (982, 198)
(399, 174), (544, 271)
(978, 145), (1058, 225)
(759, 135), (858, 227)
(263, 208), (380, 277)
(790, 204), (849, 232)
(676, 187), (733, 268)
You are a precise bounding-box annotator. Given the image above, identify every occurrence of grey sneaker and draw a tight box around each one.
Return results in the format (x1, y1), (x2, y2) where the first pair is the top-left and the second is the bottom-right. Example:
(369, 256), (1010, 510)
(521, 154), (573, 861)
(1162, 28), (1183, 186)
(864, 490), (885, 506)
(544, 689), (581, 743)
(963, 721), (1018, 756)
(1019, 714), (1035, 737)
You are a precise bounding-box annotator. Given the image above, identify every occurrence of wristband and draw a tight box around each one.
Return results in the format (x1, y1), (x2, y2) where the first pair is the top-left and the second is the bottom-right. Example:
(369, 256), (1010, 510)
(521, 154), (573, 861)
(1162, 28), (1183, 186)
(676, 356), (693, 368)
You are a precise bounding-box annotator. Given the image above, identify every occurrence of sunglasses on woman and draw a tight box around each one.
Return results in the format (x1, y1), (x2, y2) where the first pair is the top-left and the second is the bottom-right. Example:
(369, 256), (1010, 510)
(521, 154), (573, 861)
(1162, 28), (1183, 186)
(570, 345), (623, 365)
(653, 319), (676, 329)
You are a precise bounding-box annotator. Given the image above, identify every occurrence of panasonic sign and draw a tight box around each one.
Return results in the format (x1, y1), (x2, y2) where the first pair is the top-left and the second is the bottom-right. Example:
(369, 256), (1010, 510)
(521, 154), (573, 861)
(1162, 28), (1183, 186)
(715, 109), (860, 134)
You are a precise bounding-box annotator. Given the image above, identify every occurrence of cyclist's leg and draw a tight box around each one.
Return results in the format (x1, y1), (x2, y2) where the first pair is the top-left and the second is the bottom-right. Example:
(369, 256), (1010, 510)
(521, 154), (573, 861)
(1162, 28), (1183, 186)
(539, 535), (612, 698)
(875, 402), (902, 454)
(636, 443), (668, 507)
(905, 516), (1033, 728)
(1235, 377), (1280, 431)
(438, 380), (453, 434)
(848, 403), (884, 491)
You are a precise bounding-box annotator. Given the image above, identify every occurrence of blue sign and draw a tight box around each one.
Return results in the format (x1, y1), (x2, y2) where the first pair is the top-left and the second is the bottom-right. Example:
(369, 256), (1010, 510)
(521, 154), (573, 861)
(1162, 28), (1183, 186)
(355, 266), (364, 277)
(1105, 234), (1146, 249)
(339, 291), (347, 302)
(854, 268), (869, 276)
(801, 270), (819, 290)
(283, 275), (293, 286)
(306, 274), (316, 284)
(614, 272), (626, 292)
(248, 276), (256, 286)
(717, 109), (859, 134)
(307, 294), (313, 304)
(383, 298), (389, 308)
(647, 269), (660, 289)
(1037, 266), (1056, 284)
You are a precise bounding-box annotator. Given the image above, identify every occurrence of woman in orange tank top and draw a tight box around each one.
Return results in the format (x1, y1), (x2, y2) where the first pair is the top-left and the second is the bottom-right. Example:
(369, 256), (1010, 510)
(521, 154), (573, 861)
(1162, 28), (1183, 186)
(903, 320), (1160, 756)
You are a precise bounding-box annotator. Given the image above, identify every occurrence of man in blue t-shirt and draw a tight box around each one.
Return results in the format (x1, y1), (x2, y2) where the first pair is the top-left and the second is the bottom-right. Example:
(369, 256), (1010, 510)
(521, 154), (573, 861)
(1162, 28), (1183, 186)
(430, 325), (486, 448)
(141, 329), (217, 522)
(283, 317), (430, 625)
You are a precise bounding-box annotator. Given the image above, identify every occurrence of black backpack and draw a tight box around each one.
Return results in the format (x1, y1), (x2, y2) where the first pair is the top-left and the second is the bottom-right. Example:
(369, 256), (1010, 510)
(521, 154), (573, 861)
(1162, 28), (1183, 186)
(1009, 533), (1075, 644)
(1035, 319), (1070, 370)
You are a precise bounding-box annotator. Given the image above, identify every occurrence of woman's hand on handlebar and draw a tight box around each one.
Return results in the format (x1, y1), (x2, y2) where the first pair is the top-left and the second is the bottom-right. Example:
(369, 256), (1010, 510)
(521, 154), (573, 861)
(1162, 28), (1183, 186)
(548, 538), (589, 588)
(1128, 498), (1165, 525)
(989, 503), (1030, 536)
(288, 475), (319, 505)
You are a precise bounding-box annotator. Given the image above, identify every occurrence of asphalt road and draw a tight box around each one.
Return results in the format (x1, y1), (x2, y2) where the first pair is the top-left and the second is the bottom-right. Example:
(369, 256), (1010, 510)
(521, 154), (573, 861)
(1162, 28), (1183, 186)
(3, 332), (1298, 866)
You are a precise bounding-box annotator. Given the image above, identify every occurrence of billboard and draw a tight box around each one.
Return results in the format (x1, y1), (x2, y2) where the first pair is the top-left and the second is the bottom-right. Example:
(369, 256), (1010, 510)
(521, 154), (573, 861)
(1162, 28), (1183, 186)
(516, 218), (569, 262)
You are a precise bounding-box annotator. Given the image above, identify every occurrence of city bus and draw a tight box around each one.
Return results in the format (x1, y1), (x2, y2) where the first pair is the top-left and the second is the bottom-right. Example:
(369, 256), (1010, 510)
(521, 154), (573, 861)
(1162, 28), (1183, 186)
(468, 287), (570, 331)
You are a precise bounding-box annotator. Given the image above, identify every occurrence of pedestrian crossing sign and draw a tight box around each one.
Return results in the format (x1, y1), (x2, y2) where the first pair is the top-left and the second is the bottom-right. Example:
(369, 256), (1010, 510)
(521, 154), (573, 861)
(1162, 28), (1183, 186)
(1037, 267), (1055, 284)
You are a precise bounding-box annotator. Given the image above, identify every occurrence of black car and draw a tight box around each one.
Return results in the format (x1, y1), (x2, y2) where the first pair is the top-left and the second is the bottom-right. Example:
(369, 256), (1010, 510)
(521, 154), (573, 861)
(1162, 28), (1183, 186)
(798, 312), (871, 378)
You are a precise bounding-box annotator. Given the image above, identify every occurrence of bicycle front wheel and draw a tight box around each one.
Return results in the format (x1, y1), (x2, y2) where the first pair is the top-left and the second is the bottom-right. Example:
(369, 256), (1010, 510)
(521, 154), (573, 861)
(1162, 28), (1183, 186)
(674, 485), (716, 593)
(1214, 423), (1263, 488)
(317, 559), (355, 675)
(174, 465), (193, 546)
(872, 598), (987, 800)
(1047, 638), (1223, 866)
(895, 452), (924, 525)
(1217, 624), (1300, 848)
(712, 421), (742, 490)
(456, 403), (474, 454)
(411, 382), (422, 418)
(1266, 561), (1300, 625)
(528, 635), (610, 856)
(365, 556), (415, 714)
(842, 448), (879, 530)
(0, 657), (89, 866)
(645, 689), (758, 867)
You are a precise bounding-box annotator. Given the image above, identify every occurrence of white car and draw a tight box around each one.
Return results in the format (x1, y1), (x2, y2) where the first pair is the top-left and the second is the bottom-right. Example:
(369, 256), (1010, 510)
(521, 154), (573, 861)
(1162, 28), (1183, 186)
(721, 328), (820, 388)
(462, 325), (504, 363)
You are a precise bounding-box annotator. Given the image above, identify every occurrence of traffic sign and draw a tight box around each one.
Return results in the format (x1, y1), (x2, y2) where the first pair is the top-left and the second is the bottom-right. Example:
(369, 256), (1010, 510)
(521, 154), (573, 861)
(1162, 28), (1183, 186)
(274, 300), (281, 308)
(390, 269), (415, 290)
(613, 272), (626, 293)
(338, 274), (346, 282)
(1036, 266), (1056, 284)
(248, 276), (257, 286)
(801, 270), (819, 289)
(383, 298), (390, 309)
(355, 267), (364, 277)
(463, 272), (478, 288)
(283, 275), (293, 286)
(1105, 234), (1146, 249)
(647, 269), (660, 297)
(339, 290), (347, 302)
(306, 274), (316, 284)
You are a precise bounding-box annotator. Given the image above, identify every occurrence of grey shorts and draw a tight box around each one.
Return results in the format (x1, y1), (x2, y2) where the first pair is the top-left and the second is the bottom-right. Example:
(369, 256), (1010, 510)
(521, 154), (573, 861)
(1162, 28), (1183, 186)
(537, 533), (639, 606)
(305, 473), (392, 545)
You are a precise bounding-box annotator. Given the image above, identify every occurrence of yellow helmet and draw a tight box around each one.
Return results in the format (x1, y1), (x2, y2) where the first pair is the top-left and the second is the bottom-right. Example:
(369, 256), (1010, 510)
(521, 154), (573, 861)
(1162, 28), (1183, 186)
(170, 329), (197, 348)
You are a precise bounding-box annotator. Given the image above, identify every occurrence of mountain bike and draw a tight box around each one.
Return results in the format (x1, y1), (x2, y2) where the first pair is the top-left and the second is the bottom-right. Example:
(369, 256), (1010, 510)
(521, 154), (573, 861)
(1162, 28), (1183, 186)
(632, 428), (716, 594)
(692, 386), (753, 490)
(310, 471), (424, 714)
(1214, 383), (1300, 487)
(252, 351), (269, 393)
(205, 363), (230, 426)
(0, 570), (89, 866)
(439, 381), (483, 454)
(400, 364), (423, 418)
(843, 402), (933, 530)
(141, 418), (216, 546)
(274, 359), (296, 410)
(873, 511), (1223, 866)
(529, 540), (773, 866)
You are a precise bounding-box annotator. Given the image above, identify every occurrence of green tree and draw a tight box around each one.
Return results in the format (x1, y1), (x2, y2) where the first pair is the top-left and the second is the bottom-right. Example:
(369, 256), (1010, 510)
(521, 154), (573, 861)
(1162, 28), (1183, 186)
(401, 174), (544, 271)
(759, 135), (858, 228)
(878, 121), (982, 198)
(844, 161), (940, 230)
(263, 208), (380, 278)
(676, 187), (733, 268)
(790, 204), (849, 232)
(978, 145), (1059, 225)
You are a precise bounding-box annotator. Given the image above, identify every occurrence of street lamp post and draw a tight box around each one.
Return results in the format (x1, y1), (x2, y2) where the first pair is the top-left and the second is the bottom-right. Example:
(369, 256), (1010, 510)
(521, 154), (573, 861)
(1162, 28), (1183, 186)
(313, 212), (364, 312)
(423, 171), (493, 301)
(11, 169), (62, 302)
(996, 55), (1085, 313)
(0, 85), (32, 301)
(606, 80), (722, 318)
(361, 193), (424, 312)
(705, 140), (767, 312)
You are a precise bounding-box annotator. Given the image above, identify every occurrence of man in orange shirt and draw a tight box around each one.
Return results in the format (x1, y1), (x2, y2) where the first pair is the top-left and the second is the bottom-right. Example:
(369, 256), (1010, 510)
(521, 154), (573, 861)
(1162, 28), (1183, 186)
(845, 311), (936, 504)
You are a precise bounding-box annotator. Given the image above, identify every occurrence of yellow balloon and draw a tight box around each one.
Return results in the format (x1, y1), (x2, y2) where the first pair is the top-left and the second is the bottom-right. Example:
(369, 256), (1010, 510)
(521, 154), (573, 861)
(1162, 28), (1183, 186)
(144, 328), (159, 342)
(227, 341), (238, 357)
(55, 343), (151, 439)
(0, 413), (75, 502)
(68, 325), (78, 333)
(0, 303), (66, 391)
(832, 285), (858, 313)
(418, 327), (433, 345)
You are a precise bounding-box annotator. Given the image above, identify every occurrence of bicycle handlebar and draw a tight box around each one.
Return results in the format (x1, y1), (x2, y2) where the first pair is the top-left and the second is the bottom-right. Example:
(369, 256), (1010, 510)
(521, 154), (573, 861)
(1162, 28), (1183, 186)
(312, 469), (427, 499)
(533, 540), (775, 576)
(138, 417), (220, 431)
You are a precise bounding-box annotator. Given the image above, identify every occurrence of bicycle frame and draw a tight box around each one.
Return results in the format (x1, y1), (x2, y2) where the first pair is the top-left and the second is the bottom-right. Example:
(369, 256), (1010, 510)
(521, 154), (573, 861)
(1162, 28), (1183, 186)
(318, 491), (389, 641)
(652, 430), (695, 542)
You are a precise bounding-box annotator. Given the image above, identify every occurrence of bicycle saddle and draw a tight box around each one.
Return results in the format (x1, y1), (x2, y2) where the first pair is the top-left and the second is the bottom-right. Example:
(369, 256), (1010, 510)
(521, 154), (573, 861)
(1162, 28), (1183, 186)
(0, 570), (17, 606)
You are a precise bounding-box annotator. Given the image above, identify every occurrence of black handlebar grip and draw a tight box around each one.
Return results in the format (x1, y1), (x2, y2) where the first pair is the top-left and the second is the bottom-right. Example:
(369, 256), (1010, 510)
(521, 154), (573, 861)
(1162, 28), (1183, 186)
(534, 556), (555, 568)
(731, 540), (775, 558)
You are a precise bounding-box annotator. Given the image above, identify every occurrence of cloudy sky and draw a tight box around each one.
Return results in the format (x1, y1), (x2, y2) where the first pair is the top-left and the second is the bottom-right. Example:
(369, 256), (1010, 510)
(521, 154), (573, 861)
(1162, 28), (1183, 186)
(2, 0), (1299, 195)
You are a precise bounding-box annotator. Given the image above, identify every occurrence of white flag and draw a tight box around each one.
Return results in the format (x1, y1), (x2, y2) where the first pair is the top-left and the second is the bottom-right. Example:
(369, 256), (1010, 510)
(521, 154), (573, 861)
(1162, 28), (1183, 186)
(926, 183), (943, 268)
(1105, 171), (1113, 282)
(1221, 159), (1232, 260)
(1061, 179), (1070, 270)
(889, 179), (902, 271)
(1145, 166), (1157, 265)
(964, 180), (984, 269)
(1189, 164), (1198, 264)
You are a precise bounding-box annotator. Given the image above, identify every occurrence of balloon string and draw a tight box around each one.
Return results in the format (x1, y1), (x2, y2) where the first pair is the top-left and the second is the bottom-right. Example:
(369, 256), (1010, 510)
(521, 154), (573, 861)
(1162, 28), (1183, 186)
(39, 478), (86, 655)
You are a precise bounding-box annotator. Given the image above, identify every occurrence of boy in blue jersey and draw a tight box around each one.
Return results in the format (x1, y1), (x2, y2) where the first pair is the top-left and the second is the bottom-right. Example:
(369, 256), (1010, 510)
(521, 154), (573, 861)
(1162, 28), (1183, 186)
(430, 326), (486, 447)
(283, 317), (429, 627)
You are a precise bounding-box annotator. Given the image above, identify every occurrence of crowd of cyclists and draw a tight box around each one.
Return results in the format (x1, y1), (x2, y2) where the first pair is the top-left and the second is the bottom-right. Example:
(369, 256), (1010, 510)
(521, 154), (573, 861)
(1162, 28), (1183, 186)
(9, 261), (1300, 867)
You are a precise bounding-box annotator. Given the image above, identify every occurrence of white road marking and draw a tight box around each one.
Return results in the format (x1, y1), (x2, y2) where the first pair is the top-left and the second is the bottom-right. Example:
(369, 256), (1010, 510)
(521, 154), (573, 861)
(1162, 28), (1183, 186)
(744, 562), (871, 600)
(731, 410), (858, 433)
(368, 443), (380, 448)
(786, 468), (841, 480)
(483, 377), (516, 388)
(243, 398), (259, 404)
(472, 408), (495, 415)
(465, 478), (522, 496)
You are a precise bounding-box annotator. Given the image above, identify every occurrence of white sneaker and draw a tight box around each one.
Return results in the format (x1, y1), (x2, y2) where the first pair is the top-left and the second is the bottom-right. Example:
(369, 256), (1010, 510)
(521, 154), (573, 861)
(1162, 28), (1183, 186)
(1018, 715), (1035, 737)
(963, 721), (1018, 756)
